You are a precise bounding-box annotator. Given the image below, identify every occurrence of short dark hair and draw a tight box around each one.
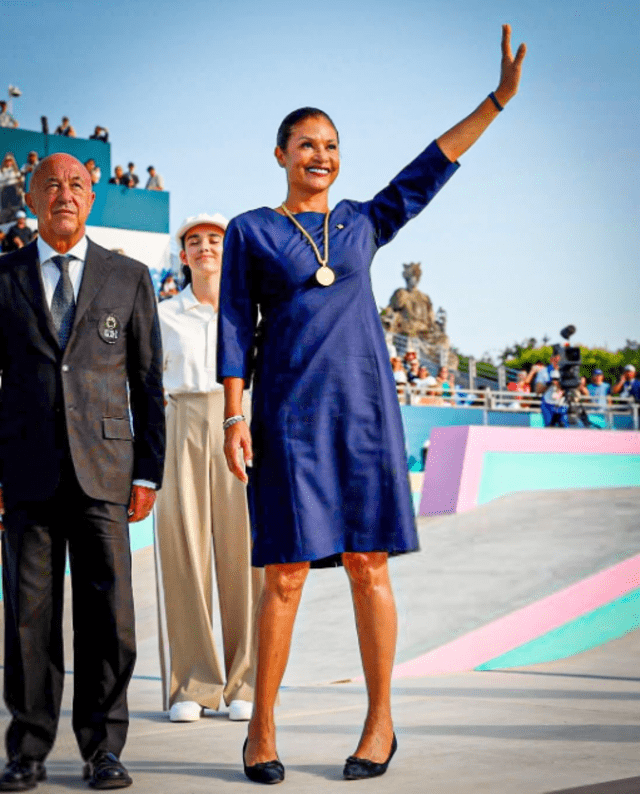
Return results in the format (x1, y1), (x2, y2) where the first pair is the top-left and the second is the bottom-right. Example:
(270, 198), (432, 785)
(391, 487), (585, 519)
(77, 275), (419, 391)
(276, 107), (339, 151)
(147, 166), (154, 172)
(128, 162), (134, 168)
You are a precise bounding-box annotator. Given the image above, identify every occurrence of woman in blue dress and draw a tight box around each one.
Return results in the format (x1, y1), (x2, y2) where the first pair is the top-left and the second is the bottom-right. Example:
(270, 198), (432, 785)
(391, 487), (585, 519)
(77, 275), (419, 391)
(218, 25), (525, 783)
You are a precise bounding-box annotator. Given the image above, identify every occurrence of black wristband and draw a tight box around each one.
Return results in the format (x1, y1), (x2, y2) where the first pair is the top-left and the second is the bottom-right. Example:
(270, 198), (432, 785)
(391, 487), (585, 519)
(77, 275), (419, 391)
(488, 92), (504, 112)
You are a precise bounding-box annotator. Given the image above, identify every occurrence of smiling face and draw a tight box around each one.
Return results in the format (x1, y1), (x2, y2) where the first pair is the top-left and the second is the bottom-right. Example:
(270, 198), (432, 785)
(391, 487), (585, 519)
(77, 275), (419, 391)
(275, 115), (340, 200)
(180, 223), (225, 278)
(26, 153), (95, 252)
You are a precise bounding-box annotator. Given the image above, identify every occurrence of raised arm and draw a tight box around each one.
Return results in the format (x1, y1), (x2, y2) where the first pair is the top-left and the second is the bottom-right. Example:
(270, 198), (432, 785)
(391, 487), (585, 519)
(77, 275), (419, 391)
(437, 24), (527, 163)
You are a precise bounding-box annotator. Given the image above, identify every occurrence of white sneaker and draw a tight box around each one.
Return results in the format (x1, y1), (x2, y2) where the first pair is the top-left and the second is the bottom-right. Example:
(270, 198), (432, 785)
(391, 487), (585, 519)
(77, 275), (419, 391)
(228, 699), (253, 721)
(169, 701), (203, 722)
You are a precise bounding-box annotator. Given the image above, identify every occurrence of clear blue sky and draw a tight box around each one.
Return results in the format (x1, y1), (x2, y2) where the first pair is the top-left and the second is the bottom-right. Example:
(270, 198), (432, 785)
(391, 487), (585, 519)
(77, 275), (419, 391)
(3, 0), (637, 358)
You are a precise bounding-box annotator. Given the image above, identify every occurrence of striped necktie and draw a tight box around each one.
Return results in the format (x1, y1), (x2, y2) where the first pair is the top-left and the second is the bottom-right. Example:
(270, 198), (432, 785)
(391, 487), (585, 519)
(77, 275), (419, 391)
(50, 254), (76, 350)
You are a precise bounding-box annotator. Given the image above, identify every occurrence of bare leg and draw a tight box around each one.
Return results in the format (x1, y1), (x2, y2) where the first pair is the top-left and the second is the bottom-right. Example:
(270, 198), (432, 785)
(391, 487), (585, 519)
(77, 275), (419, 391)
(343, 551), (397, 763)
(244, 561), (310, 766)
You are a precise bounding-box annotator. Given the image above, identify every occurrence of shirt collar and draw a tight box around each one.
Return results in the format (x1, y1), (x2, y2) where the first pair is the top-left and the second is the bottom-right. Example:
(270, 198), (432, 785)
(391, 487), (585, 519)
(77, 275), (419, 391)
(178, 284), (217, 314)
(37, 235), (88, 265)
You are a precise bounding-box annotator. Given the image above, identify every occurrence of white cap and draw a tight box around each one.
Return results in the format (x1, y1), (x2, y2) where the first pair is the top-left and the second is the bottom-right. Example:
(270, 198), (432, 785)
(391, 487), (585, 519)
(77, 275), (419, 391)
(624, 364), (636, 372)
(175, 213), (228, 245)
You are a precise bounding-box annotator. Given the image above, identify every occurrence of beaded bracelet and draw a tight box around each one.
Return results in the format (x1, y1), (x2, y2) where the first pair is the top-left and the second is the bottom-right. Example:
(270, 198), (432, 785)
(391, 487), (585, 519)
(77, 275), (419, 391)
(488, 92), (504, 112)
(223, 414), (246, 430)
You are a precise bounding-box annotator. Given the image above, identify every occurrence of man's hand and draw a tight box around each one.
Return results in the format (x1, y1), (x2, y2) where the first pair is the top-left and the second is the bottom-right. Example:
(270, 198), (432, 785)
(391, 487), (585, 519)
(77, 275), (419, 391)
(127, 484), (156, 523)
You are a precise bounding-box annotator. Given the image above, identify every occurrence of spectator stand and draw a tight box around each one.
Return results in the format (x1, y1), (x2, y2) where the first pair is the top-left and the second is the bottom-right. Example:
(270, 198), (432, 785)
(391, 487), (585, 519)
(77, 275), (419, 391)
(390, 334), (639, 472)
(0, 126), (169, 288)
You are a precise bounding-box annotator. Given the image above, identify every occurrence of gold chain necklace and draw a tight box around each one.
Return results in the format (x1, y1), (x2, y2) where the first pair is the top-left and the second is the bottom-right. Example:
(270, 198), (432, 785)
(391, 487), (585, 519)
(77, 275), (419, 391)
(280, 203), (336, 287)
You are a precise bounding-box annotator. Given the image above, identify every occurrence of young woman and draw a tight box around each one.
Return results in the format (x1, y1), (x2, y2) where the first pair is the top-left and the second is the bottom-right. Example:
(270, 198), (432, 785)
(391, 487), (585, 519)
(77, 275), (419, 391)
(218, 25), (526, 784)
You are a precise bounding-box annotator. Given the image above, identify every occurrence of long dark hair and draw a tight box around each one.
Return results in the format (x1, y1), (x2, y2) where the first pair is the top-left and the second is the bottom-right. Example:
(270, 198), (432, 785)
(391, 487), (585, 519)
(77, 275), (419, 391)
(276, 107), (339, 151)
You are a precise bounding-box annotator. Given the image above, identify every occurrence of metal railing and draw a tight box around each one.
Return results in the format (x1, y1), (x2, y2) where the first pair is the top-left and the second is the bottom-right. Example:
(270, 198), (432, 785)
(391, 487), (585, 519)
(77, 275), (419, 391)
(397, 384), (639, 430)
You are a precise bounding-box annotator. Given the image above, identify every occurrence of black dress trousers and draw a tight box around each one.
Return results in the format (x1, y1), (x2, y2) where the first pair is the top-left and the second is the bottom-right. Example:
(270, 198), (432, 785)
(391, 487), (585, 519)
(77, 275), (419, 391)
(1, 456), (135, 762)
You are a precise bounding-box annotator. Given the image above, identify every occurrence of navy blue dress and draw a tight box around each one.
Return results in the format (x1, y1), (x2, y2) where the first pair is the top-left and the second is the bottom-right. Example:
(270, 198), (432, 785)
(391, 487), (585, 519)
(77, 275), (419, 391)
(218, 141), (459, 567)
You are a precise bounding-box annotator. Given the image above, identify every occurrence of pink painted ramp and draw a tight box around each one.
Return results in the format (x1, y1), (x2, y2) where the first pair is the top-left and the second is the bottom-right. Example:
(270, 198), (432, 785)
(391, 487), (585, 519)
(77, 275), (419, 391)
(391, 552), (640, 679)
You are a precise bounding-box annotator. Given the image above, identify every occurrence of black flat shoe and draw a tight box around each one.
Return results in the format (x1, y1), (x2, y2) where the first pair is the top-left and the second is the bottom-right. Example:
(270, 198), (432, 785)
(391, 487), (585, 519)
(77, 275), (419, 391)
(343, 733), (397, 780)
(82, 751), (132, 789)
(242, 737), (285, 785)
(0, 759), (46, 791)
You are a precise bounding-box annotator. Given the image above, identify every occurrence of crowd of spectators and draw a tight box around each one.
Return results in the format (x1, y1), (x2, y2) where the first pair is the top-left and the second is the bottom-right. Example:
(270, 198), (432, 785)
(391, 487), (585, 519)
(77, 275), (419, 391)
(0, 109), (165, 194)
(391, 351), (476, 406)
(390, 348), (640, 419)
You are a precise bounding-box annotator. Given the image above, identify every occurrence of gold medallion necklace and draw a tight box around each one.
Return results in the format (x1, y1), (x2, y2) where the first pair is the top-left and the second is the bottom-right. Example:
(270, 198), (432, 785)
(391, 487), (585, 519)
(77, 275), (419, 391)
(280, 203), (336, 287)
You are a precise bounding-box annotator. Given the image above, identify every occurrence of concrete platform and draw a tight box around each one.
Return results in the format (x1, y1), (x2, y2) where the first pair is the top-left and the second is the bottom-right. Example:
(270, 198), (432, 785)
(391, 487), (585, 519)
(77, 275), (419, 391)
(1, 487), (639, 793)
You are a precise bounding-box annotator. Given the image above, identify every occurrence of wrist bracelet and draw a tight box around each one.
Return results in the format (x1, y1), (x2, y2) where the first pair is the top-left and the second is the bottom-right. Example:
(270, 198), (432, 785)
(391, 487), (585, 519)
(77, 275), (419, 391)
(223, 414), (245, 430)
(488, 92), (504, 112)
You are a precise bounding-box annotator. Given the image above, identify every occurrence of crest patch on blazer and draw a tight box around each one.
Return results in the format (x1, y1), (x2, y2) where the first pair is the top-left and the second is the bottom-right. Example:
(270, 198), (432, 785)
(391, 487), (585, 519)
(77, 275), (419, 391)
(98, 312), (121, 344)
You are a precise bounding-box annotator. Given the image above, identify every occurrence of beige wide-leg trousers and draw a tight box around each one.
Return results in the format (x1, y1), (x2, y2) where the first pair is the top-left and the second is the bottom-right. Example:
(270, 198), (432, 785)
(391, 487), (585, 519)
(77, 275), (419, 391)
(155, 391), (262, 710)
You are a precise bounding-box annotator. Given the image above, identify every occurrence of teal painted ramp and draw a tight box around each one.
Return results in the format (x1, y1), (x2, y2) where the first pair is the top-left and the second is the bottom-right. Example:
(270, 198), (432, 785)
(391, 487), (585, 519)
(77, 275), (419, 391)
(477, 588), (640, 670)
(478, 452), (640, 505)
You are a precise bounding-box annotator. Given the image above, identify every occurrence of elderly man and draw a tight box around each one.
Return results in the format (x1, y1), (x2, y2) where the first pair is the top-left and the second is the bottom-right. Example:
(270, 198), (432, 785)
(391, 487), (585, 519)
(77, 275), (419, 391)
(154, 213), (261, 724)
(0, 153), (165, 790)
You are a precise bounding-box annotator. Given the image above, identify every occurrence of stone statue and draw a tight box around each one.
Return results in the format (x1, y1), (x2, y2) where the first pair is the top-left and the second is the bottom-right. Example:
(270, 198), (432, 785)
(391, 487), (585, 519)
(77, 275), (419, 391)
(380, 263), (458, 370)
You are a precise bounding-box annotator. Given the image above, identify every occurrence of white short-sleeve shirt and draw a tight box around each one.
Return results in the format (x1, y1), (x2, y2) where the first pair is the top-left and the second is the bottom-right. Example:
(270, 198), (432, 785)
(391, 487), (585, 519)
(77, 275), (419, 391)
(158, 285), (222, 395)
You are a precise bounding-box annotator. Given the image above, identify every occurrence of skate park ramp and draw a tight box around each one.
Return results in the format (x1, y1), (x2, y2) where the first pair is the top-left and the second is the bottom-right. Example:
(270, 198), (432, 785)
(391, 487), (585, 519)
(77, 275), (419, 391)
(3, 485), (635, 686)
(1, 486), (639, 793)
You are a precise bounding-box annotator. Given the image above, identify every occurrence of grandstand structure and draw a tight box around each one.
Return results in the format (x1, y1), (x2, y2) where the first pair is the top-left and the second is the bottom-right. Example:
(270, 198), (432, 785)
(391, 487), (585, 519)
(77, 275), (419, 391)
(0, 126), (170, 288)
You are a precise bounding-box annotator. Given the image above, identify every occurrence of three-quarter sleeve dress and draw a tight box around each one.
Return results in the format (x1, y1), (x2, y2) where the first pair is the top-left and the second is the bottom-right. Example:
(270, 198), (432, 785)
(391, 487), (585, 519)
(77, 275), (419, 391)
(218, 141), (459, 567)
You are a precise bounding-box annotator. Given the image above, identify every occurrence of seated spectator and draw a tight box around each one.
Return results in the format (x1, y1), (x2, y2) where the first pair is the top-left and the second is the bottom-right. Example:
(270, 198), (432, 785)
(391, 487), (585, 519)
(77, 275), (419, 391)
(145, 165), (164, 191)
(109, 165), (126, 185)
(89, 125), (109, 142)
(84, 158), (101, 185)
(418, 376), (445, 406)
(612, 364), (640, 403)
(0, 101), (18, 129)
(2, 210), (35, 253)
(0, 152), (24, 223)
(506, 369), (532, 408)
(436, 366), (454, 401)
(586, 369), (610, 409)
(159, 274), (179, 301)
(122, 162), (139, 188)
(54, 116), (76, 137)
(391, 357), (407, 386)
(407, 359), (421, 383)
(413, 365), (431, 387)
(403, 349), (418, 373)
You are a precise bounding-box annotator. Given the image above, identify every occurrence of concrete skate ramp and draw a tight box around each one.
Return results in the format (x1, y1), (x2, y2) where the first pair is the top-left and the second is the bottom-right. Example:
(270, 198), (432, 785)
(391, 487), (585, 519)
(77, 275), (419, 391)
(2, 486), (638, 692)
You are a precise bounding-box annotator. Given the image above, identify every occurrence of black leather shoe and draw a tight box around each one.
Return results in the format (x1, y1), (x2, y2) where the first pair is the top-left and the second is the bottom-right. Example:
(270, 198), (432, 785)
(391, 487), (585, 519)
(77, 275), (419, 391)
(242, 738), (285, 785)
(82, 752), (132, 790)
(0, 759), (46, 791)
(343, 733), (397, 780)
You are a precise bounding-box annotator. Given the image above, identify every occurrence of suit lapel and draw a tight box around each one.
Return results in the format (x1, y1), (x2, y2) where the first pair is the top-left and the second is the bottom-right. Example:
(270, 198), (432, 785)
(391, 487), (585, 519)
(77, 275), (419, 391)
(12, 241), (60, 356)
(70, 239), (112, 340)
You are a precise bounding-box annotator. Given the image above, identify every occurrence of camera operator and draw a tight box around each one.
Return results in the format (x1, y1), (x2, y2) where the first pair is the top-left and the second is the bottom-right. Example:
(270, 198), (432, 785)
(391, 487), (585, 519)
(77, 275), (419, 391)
(612, 364), (640, 403)
(530, 351), (561, 395)
(540, 370), (568, 427)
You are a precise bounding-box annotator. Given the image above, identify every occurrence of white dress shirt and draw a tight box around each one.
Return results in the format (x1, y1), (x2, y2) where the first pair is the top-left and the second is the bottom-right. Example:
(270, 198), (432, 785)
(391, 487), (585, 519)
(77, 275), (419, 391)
(37, 235), (87, 305)
(158, 285), (222, 396)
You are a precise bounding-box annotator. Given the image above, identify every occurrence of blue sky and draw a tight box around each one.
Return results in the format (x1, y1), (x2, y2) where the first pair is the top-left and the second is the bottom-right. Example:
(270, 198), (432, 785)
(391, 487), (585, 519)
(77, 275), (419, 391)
(2, 0), (637, 358)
